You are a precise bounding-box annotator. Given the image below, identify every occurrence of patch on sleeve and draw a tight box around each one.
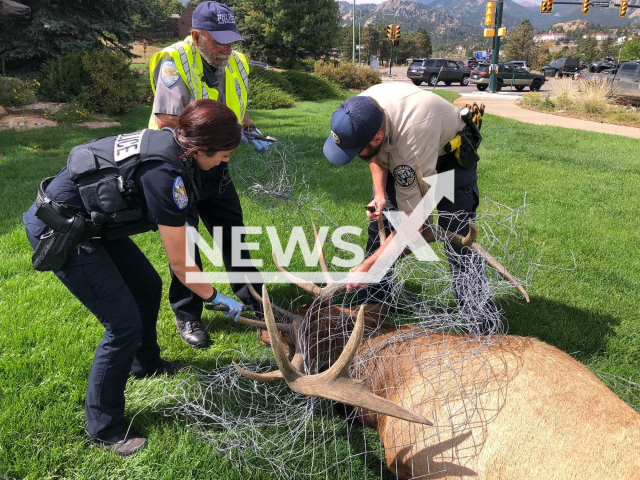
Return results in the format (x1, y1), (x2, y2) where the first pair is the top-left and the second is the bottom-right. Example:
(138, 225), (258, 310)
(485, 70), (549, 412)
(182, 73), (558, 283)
(161, 60), (180, 88)
(393, 165), (416, 188)
(172, 176), (189, 209)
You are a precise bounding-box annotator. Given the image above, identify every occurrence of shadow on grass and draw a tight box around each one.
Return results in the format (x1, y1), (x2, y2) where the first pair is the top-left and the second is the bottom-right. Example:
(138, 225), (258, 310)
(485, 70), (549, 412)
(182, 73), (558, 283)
(502, 296), (620, 363)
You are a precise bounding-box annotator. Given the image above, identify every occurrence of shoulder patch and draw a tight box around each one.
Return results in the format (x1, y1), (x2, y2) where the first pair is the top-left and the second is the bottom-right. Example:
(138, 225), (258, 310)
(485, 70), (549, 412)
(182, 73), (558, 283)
(173, 176), (189, 209)
(393, 165), (416, 188)
(161, 60), (180, 88)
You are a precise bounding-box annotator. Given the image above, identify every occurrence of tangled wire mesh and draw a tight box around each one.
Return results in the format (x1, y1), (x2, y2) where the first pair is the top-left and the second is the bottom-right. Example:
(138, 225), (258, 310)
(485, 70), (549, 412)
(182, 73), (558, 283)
(131, 142), (634, 479)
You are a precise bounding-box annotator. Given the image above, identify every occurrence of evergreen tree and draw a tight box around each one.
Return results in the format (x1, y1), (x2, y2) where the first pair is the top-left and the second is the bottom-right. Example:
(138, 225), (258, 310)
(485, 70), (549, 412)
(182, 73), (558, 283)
(0, 0), (138, 72)
(598, 36), (616, 59)
(416, 28), (432, 58)
(230, 0), (339, 65)
(577, 36), (599, 62)
(502, 20), (536, 64)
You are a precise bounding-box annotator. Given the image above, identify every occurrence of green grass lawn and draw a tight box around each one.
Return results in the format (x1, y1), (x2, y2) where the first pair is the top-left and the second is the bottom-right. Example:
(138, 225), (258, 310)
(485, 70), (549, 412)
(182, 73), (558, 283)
(1, 91), (639, 479)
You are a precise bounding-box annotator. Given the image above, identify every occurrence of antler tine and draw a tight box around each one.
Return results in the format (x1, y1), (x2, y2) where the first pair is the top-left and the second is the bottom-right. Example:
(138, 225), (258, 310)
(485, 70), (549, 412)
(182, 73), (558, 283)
(312, 219), (335, 284)
(272, 248), (323, 296)
(245, 277), (306, 328)
(470, 243), (530, 303)
(424, 223), (528, 302)
(376, 219), (387, 244)
(237, 315), (292, 333)
(233, 285), (304, 382)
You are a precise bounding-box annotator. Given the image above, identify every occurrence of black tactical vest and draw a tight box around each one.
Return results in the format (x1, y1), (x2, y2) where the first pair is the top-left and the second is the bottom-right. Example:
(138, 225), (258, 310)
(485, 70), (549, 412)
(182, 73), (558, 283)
(67, 128), (193, 239)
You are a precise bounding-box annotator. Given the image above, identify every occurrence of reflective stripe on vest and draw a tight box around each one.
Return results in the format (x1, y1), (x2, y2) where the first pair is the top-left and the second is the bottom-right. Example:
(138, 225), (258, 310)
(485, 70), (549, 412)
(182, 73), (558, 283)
(148, 36), (249, 129)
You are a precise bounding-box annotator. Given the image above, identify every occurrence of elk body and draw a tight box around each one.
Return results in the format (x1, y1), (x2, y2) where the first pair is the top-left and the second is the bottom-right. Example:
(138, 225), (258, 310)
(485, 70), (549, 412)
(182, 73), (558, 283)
(233, 225), (640, 479)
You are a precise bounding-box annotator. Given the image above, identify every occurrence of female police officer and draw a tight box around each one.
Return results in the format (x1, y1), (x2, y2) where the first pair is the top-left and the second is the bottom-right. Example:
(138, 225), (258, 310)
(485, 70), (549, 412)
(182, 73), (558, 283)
(22, 99), (244, 456)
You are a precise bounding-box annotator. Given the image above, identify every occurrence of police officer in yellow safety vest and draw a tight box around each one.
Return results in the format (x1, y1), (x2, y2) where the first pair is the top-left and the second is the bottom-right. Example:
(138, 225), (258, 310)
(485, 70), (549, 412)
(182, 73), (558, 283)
(149, 1), (266, 348)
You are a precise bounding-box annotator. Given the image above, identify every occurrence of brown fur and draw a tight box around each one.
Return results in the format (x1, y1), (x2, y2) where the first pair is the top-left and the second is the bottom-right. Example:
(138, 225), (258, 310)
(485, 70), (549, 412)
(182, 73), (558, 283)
(260, 305), (640, 479)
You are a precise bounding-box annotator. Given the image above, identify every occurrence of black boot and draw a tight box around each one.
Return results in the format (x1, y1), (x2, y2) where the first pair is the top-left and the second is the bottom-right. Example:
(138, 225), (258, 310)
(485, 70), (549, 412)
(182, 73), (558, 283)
(174, 318), (208, 348)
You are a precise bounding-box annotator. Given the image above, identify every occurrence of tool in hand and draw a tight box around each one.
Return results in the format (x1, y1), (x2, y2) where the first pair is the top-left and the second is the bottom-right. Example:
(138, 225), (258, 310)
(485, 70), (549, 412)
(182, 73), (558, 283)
(205, 303), (255, 312)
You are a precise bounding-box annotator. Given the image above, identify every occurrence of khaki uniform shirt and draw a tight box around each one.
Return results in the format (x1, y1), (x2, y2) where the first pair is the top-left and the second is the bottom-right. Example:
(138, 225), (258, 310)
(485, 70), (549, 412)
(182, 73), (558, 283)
(360, 82), (465, 212)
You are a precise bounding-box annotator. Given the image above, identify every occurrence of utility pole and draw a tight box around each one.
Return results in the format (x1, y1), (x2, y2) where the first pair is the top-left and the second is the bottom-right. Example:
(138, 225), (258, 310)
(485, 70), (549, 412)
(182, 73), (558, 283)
(358, 21), (361, 65)
(488, 0), (504, 92)
(352, 0), (356, 64)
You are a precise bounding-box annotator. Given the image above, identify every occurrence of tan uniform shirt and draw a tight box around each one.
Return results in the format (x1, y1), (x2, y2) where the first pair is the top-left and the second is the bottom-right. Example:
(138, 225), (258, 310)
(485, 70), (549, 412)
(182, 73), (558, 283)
(359, 82), (465, 212)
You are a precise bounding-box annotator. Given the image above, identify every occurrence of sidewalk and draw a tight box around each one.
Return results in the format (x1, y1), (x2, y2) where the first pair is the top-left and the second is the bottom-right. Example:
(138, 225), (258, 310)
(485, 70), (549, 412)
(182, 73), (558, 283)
(452, 92), (640, 139)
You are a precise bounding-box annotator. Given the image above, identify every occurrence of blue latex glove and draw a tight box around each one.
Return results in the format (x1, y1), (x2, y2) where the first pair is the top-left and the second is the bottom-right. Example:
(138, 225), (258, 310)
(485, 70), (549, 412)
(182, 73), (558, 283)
(248, 137), (270, 154)
(209, 292), (243, 322)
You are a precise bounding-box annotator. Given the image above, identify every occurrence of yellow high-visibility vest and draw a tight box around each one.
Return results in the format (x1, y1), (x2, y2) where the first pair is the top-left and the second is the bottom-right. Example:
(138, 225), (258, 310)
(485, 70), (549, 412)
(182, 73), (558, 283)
(148, 36), (249, 129)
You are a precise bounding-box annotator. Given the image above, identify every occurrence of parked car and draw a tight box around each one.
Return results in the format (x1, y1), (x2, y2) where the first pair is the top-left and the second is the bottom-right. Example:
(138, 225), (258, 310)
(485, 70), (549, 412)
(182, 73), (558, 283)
(587, 57), (618, 73)
(542, 58), (581, 78)
(504, 60), (530, 72)
(469, 63), (545, 91)
(578, 61), (640, 105)
(407, 58), (471, 86)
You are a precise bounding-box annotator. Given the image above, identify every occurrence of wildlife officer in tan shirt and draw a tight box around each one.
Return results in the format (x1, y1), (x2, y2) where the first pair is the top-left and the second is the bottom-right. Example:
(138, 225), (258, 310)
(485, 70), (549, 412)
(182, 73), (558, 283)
(323, 82), (498, 334)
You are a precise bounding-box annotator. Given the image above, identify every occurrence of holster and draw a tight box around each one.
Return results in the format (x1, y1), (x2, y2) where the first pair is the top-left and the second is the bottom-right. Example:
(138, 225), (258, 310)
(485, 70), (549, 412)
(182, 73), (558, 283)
(32, 178), (88, 271)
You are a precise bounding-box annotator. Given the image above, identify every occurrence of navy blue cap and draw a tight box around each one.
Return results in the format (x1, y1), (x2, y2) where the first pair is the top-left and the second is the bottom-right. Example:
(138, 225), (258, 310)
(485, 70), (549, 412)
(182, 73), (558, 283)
(323, 96), (383, 166)
(192, 2), (244, 44)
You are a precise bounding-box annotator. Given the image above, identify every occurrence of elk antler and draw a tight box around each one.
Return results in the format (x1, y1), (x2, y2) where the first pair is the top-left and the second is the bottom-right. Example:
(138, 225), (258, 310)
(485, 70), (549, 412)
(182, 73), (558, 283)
(235, 286), (434, 426)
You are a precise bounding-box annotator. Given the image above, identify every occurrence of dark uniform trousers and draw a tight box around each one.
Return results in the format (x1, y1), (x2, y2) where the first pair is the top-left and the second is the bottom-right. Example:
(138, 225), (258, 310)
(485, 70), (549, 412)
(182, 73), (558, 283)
(358, 155), (498, 333)
(25, 225), (164, 440)
(169, 164), (264, 322)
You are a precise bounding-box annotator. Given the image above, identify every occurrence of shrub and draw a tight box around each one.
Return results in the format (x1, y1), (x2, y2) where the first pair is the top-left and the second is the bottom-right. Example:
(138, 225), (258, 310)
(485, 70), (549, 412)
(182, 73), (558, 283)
(0, 76), (39, 107)
(250, 68), (295, 95)
(520, 92), (542, 107)
(51, 102), (91, 124)
(38, 53), (89, 102)
(577, 77), (612, 115)
(280, 70), (341, 101)
(313, 60), (380, 89)
(540, 95), (555, 111)
(249, 79), (295, 109)
(78, 50), (141, 115)
(551, 77), (576, 110)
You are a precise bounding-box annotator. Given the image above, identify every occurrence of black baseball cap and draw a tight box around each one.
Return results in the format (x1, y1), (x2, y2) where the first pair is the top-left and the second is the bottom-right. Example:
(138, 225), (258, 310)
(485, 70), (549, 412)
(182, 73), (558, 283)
(192, 2), (245, 44)
(323, 96), (383, 166)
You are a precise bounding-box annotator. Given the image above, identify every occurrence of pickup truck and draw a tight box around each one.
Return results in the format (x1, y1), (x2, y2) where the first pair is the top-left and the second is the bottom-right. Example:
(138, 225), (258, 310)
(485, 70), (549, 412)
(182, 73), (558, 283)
(578, 61), (640, 104)
(469, 63), (545, 91)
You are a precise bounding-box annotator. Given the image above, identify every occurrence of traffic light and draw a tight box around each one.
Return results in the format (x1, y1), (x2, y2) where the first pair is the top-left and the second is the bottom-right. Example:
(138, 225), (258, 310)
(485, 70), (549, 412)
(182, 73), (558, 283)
(581, 0), (589, 15)
(497, 27), (507, 37)
(395, 25), (401, 41)
(485, 1), (495, 26)
(540, 0), (554, 14)
(484, 28), (495, 38)
(386, 24), (393, 41)
(620, 0), (628, 17)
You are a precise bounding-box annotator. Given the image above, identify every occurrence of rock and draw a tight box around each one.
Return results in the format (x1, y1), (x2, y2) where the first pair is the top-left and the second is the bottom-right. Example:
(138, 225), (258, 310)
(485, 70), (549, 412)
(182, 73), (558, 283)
(78, 121), (121, 129)
(0, 106), (6, 119)
(22, 102), (65, 115)
(0, 115), (56, 131)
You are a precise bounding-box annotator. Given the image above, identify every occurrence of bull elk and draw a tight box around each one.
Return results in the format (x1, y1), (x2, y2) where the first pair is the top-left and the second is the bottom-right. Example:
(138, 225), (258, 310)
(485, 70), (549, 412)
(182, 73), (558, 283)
(229, 224), (640, 479)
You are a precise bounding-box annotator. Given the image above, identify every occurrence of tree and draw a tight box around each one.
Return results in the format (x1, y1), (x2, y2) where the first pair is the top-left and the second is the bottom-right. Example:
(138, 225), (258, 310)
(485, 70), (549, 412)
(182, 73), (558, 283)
(619, 38), (640, 62)
(577, 36), (599, 62)
(130, 0), (168, 40)
(231, 0), (340, 65)
(0, 0), (138, 72)
(502, 20), (536, 65)
(416, 28), (432, 58)
(599, 36), (616, 59)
